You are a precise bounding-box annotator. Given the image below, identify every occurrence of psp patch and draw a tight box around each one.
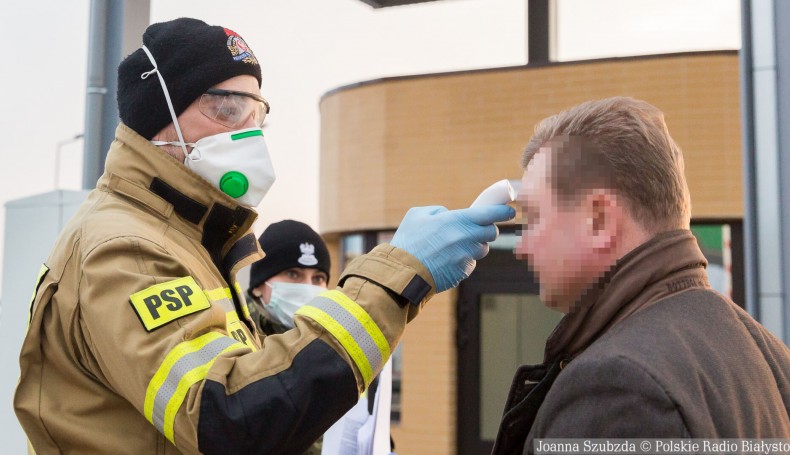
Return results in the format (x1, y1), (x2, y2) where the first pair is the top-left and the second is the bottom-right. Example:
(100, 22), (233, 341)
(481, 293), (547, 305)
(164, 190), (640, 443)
(129, 276), (211, 332)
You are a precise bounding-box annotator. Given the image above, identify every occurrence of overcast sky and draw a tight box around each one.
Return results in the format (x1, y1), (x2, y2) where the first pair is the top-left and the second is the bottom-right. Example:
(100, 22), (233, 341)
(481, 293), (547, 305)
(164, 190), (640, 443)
(0, 0), (739, 296)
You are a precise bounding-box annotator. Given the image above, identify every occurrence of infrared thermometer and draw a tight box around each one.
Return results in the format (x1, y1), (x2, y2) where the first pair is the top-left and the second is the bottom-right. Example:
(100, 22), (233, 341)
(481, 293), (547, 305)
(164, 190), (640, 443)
(470, 179), (517, 208)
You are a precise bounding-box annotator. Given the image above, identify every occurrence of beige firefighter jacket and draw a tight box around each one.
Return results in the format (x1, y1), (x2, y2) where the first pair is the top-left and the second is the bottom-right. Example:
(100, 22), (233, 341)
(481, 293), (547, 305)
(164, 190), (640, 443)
(14, 124), (435, 454)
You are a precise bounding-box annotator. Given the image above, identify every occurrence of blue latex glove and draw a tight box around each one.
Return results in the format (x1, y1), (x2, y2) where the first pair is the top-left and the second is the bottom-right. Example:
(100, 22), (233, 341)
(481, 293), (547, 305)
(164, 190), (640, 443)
(390, 204), (515, 292)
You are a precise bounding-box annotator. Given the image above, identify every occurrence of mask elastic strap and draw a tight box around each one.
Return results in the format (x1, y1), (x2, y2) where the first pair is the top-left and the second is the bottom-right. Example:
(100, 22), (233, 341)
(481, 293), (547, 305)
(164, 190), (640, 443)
(150, 140), (201, 160)
(140, 45), (190, 160)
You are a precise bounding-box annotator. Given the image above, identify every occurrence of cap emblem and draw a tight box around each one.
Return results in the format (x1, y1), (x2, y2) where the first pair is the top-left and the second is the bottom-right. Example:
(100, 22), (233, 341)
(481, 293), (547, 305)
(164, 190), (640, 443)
(298, 242), (318, 266)
(224, 28), (258, 65)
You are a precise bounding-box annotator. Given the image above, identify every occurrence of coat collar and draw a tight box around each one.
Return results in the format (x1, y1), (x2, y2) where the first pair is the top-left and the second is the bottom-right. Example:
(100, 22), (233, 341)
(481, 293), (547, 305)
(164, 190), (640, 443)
(97, 123), (264, 278)
(544, 229), (709, 362)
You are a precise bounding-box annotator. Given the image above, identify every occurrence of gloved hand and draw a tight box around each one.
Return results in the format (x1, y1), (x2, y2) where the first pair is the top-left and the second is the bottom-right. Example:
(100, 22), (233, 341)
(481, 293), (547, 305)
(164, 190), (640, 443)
(390, 204), (515, 293)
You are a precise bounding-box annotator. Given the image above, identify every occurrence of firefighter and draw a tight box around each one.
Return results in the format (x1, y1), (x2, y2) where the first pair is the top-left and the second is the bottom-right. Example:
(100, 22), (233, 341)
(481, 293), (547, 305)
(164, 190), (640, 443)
(14, 17), (514, 454)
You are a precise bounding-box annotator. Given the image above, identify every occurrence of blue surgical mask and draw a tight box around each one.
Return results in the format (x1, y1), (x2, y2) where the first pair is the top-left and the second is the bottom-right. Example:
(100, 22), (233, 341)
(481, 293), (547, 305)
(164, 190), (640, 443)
(260, 282), (324, 328)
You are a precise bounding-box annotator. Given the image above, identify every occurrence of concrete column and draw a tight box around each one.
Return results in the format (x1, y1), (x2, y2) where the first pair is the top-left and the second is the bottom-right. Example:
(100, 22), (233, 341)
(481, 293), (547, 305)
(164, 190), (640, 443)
(741, 0), (790, 342)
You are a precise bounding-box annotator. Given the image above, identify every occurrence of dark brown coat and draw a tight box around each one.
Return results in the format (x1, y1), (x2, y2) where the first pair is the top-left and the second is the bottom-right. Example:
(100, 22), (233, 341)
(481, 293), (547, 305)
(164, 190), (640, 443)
(492, 230), (790, 454)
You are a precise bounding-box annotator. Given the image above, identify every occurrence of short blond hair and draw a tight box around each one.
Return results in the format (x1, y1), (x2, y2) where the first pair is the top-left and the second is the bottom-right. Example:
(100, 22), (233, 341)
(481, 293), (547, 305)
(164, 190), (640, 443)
(522, 97), (691, 232)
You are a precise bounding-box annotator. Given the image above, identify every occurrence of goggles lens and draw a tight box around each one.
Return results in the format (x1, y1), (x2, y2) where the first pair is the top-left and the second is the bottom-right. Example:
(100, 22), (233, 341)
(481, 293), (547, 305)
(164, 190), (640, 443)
(199, 89), (270, 129)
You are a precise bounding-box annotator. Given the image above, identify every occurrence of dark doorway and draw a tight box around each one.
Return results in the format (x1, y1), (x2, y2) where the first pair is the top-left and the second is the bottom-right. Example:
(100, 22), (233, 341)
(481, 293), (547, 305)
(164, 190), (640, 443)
(455, 233), (562, 455)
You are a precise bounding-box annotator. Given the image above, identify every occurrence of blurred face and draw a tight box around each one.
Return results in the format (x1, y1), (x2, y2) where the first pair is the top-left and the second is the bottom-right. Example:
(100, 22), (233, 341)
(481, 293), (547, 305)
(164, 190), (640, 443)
(515, 147), (597, 313)
(253, 268), (329, 305)
(153, 75), (264, 161)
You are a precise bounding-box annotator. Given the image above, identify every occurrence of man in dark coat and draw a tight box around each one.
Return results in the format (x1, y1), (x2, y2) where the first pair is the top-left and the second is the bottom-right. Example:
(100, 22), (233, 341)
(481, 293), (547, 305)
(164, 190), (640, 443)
(492, 97), (790, 455)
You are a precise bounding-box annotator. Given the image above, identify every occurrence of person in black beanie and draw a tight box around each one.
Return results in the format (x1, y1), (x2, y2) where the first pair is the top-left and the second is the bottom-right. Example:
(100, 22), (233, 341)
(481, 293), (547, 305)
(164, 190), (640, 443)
(247, 220), (331, 336)
(246, 221), (397, 455)
(118, 17), (263, 141)
(246, 220), (331, 455)
(116, 17), (275, 208)
(14, 16), (515, 455)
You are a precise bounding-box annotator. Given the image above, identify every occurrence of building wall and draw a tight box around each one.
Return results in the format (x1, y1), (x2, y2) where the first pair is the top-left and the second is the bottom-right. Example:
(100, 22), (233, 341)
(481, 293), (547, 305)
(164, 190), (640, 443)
(320, 51), (741, 234)
(319, 51), (741, 455)
(390, 289), (457, 454)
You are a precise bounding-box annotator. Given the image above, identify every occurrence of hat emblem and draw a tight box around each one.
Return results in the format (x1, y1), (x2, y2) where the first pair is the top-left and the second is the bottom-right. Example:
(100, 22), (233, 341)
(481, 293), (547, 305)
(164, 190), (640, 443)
(224, 28), (258, 65)
(298, 243), (318, 266)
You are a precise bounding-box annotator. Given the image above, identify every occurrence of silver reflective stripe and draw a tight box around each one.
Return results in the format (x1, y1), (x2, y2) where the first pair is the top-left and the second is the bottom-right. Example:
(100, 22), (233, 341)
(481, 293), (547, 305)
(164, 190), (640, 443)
(309, 296), (383, 375)
(213, 297), (235, 312)
(150, 336), (239, 433)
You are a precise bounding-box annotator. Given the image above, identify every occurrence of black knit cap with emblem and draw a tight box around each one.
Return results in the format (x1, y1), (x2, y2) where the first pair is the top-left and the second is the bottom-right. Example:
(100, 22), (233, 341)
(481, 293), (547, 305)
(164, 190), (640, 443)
(248, 220), (332, 293)
(117, 17), (262, 139)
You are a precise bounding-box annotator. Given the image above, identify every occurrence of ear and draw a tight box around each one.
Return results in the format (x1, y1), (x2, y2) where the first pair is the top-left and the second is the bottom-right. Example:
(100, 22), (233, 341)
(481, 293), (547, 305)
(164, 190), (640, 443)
(585, 189), (620, 251)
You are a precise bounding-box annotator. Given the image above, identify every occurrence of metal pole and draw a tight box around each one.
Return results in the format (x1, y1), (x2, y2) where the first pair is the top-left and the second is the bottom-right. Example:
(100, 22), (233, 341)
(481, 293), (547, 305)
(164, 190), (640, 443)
(82, 0), (124, 190)
(82, 0), (108, 190)
(773, 0), (790, 341)
(527, 0), (550, 64)
(739, 0), (759, 319)
(100, 1), (124, 173)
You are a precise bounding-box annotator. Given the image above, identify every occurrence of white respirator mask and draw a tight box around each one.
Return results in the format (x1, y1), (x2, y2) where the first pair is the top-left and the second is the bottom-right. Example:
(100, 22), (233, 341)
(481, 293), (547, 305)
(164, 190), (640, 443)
(259, 282), (324, 328)
(141, 45), (276, 208)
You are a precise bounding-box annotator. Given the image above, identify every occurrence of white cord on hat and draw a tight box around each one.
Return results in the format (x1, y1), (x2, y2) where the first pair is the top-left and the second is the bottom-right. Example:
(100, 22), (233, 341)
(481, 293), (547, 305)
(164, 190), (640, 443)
(140, 45), (190, 159)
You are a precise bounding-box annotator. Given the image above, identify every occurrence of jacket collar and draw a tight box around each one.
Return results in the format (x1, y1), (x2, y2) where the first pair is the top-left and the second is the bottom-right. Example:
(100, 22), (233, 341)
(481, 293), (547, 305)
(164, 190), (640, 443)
(97, 123), (264, 278)
(544, 229), (709, 362)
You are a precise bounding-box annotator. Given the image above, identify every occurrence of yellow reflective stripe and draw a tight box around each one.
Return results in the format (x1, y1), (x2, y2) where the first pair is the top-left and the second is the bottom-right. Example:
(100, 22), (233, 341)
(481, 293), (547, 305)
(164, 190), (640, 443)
(207, 285), (252, 319)
(144, 332), (246, 445)
(234, 279), (252, 320)
(204, 287), (232, 301)
(296, 291), (393, 388)
(27, 264), (49, 332)
(297, 305), (374, 386)
(144, 332), (223, 422)
(162, 342), (243, 443)
(241, 304), (251, 321)
(322, 290), (391, 361)
(233, 281), (250, 320)
(29, 264), (49, 308)
(204, 286), (256, 351)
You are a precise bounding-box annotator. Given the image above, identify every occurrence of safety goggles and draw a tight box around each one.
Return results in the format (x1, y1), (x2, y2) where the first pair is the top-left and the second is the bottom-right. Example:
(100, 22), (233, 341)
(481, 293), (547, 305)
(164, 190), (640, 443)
(199, 88), (270, 129)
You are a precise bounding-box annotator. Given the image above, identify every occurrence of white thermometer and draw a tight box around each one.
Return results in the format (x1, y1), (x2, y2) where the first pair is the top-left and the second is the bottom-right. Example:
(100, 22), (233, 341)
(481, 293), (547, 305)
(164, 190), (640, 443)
(470, 179), (517, 208)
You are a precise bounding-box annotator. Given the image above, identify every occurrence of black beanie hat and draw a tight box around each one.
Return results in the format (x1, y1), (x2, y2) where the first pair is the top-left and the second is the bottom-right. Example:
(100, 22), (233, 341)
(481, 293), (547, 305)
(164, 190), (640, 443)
(248, 220), (332, 293)
(117, 17), (262, 139)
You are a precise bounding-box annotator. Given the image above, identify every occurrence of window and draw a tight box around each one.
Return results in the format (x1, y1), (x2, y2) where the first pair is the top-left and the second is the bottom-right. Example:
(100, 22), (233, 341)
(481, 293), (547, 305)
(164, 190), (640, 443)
(456, 229), (549, 454)
(478, 293), (563, 439)
(690, 220), (744, 306)
(340, 234), (365, 270)
(691, 223), (732, 298)
(390, 343), (403, 423)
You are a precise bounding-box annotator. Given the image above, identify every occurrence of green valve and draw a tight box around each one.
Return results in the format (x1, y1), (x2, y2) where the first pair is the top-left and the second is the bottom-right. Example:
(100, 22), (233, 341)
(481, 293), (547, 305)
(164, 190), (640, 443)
(219, 171), (249, 198)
